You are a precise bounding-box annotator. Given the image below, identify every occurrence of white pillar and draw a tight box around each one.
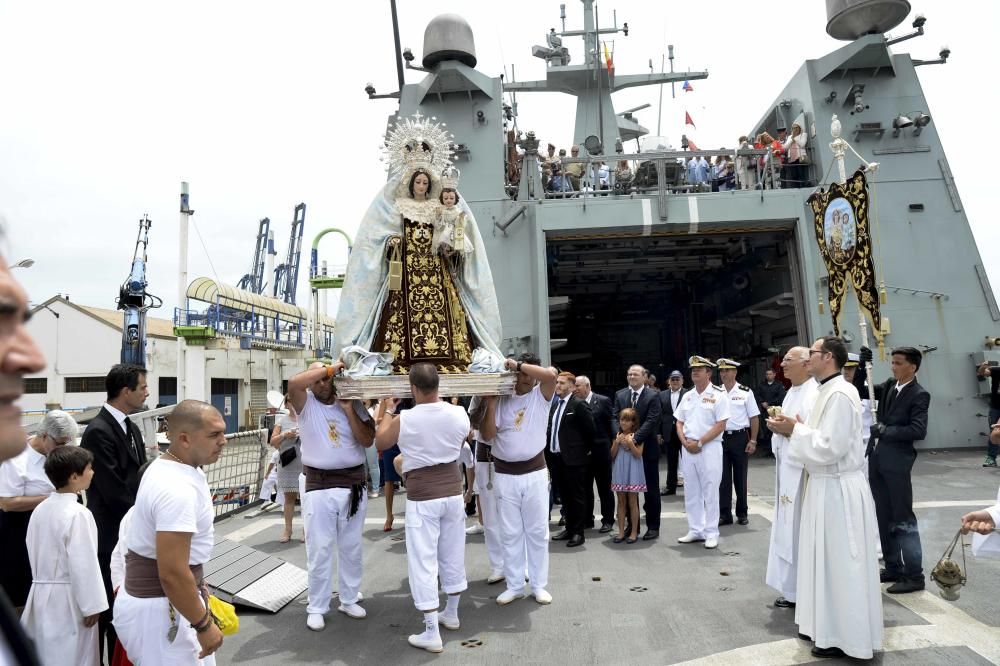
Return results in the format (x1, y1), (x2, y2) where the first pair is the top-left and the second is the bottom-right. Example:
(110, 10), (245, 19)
(177, 182), (192, 401)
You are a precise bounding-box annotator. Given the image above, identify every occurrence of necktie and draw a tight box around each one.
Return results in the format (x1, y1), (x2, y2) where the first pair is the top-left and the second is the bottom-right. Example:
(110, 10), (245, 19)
(550, 399), (566, 453)
(631, 390), (638, 408)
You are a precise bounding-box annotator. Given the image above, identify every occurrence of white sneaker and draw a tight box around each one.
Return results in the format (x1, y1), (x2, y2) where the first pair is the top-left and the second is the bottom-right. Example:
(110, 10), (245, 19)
(408, 630), (443, 653)
(486, 570), (505, 585)
(677, 532), (705, 544)
(338, 602), (367, 619)
(368, 490), (380, 499)
(532, 588), (553, 605)
(306, 613), (325, 631)
(438, 612), (460, 630)
(496, 589), (525, 605)
(465, 523), (484, 535)
(704, 537), (719, 549)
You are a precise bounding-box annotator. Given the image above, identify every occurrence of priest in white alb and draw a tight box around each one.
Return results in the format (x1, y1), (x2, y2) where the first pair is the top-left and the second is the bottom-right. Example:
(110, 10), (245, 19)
(764, 346), (818, 610)
(767, 336), (882, 660)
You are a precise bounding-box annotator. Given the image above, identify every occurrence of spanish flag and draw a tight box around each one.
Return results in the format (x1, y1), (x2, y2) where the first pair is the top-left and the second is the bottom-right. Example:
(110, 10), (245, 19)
(603, 41), (613, 74)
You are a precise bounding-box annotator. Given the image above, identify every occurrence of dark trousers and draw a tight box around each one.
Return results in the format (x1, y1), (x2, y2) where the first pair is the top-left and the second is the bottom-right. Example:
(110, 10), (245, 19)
(664, 431), (682, 491)
(869, 444), (923, 579)
(641, 441), (661, 530)
(586, 443), (615, 526)
(720, 430), (749, 520)
(989, 408), (1000, 458)
(97, 550), (116, 665)
(548, 454), (588, 535)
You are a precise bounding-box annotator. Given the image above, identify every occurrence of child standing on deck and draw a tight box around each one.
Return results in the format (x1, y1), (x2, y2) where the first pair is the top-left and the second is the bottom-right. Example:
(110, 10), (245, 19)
(611, 408), (646, 544)
(21, 446), (108, 666)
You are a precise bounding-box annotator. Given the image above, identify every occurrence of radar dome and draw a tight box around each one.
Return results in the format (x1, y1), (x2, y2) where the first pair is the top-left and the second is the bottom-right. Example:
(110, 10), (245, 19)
(826, 0), (911, 41)
(422, 14), (477, 69)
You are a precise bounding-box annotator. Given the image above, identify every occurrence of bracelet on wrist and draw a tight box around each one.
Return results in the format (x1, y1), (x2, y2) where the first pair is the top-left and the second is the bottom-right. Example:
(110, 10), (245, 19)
(516, 361), (524, 373)
(191, 609), (212, 632)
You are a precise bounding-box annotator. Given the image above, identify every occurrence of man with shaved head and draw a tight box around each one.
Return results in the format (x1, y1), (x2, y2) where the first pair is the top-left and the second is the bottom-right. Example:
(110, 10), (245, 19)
(113, 400), (227, 664)
(287, 361), (375, 631)
(764, 346), (818, 610)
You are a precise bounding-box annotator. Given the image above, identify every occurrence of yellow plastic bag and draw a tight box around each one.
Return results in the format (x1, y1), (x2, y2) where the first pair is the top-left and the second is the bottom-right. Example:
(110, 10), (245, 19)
(208, 595), (239, 636)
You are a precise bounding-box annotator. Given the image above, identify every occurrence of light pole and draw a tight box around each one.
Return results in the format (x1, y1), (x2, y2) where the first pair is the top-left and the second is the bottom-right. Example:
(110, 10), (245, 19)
(10, 258), (34, 269)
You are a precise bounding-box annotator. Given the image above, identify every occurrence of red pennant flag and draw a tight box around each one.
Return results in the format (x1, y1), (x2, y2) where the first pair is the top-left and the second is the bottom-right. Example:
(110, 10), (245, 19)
(688, 138), (699, 151)
(685, 111), (696, 129)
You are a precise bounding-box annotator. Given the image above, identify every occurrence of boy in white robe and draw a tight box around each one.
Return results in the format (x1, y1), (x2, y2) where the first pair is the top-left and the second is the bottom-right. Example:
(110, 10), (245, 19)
(22, 446), (108, 666)
(768, 336), (882, 660)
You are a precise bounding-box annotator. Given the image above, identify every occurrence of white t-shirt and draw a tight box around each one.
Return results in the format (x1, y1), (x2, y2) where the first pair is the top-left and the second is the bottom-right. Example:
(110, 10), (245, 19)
(398, 401), (470, 474)
(725, 384), (761, 430)
(297, 391), (369, 470)
(126, 458), (214, 565)
(490, 384), (551, 462)
(0, 444), (54, 498)
(276, 413), (299, 436)
(675, 384), (732, 444)
(458, 442), (474, 467)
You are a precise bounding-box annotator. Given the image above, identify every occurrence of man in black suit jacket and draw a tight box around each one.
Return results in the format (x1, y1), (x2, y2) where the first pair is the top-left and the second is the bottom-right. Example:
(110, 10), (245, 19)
(546, 371), (596, 547)
(612, 364), (663, 540)
(574, 375), (616, 532)
(866, 346), (931, 594)
(81, 363), (149, 664)
(658, 370), (688, 495)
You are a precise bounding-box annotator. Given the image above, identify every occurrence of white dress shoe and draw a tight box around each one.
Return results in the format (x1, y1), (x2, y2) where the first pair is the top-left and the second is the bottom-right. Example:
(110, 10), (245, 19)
(438, 612), (460, 630)
(704, 537), (719, 549)
(338, 602), (367, 619)
(496, 589), (526, 605)
(306, 613), (325, 631)
(677, 532), (705, 543)
(465, 524), (485, 535)
(486, 570), (505, 585)
(532, 588), (553, 605)
(408, 630), (443, 653)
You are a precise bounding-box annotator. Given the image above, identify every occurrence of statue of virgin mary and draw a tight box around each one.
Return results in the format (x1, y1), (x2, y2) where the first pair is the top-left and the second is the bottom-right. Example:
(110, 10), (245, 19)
(333, 113), (504, 374)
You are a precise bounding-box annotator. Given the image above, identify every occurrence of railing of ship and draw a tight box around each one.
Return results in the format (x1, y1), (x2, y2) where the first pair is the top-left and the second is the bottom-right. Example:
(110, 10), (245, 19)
(532, 147), (816, 201)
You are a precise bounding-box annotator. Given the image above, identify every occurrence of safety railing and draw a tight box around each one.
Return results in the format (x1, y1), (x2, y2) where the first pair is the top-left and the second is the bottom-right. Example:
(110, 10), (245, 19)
(202, 428), (270, 520)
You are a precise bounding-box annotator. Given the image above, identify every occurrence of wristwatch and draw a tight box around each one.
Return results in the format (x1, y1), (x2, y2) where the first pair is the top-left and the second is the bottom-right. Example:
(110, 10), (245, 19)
(696, 441), (703, 450)
(516, 361), (524, 372)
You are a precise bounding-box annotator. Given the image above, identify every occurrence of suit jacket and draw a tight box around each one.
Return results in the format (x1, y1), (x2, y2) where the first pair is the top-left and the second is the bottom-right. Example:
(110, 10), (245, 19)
(658, 388), (689, 441)
(612, 386), (662, 460)
(81, 406), (148, 553)
(757, 380), (786, 407)
(586, 392), (615, 453)
(545, 395), (596, 466)
(874, 378), (930, 447)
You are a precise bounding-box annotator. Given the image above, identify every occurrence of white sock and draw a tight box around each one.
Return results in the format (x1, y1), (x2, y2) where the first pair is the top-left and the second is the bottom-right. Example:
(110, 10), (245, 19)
(445, 595), (460, 615)
(423, 611), (439, 632)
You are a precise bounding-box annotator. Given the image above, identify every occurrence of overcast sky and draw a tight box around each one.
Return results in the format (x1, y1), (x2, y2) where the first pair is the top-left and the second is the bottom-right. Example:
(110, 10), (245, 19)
(2, 0), (995, 319)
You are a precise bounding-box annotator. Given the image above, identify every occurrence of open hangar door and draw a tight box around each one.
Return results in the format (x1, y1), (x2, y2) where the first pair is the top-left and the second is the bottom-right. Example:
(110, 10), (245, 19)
(546, 229), (808, 394)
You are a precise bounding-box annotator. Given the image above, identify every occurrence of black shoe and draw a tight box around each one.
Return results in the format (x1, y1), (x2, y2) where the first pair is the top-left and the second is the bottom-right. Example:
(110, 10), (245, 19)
(598, 522), (613, 533)
(737, 517), (749, 526)
(660, 488), (676, 496)
(774, 597), (796, 609)
(641, 529), (659, 541)
(810, 646), (845, 658)
(718, 517), (734, 526)
(887, 578), (925, 594)
(552, 529), (571, 541)
(797, 633), (812, 641)
(557, 516), (566, 527)
(880, 569), (903, 583)
(567, 534), (585, 547)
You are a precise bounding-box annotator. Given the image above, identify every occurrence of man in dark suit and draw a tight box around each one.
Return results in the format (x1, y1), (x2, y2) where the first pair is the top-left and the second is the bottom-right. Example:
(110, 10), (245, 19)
(574, 375), (616, 532)
(546, 371), (596, 547)
(612, 364), (663, 540)
(866, 346), (931, 594)
(659, 370), (688, 496)
(81, 363), (149, 663)
(756, 368), (786, 456)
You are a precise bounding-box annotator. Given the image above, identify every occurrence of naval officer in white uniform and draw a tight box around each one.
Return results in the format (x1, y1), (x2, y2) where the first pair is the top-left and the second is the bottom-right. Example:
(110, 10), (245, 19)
(716, 358), (760, 526)
(674, 356), (731, 549)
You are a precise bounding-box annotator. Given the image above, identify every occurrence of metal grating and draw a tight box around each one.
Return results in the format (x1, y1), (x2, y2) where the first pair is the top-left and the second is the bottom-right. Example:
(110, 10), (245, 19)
(206, 539), (307, 612)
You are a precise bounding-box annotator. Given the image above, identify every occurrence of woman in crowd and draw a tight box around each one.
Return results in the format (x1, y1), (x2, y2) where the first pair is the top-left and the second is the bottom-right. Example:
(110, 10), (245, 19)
(0, 410), (77, 609)
(782, 122), (808, 187)
(270, 396), (303, 543)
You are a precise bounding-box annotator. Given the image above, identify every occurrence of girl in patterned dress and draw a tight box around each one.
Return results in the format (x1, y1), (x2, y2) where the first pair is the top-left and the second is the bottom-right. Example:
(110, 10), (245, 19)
(611, 408), (646, 543)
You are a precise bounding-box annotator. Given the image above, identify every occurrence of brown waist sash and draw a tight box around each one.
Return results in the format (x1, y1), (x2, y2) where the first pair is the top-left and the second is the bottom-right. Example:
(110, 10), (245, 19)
(404, 461), (463, 501)
(303, 464), (365, 492)
(493, 450), (546, 476)
(475, 441), (492, 463)
(124, 550), (204, 599)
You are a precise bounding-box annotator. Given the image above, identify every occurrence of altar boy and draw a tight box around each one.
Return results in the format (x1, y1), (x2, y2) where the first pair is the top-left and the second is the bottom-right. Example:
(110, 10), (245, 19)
(21, 446), (108, 666)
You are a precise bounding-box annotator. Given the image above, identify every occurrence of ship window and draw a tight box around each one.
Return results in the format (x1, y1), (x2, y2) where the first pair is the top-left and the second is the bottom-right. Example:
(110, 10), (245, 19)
(65, 376), (106, 393)
(25, 378), (47, 394)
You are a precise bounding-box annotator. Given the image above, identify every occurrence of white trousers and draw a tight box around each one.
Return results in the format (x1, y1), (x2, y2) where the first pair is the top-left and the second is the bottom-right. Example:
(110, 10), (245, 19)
(404, 496), (468, 610)
(474, 461), (504, 573)
(680, 440), (723, 539)
(495, 469), (549, 593)
(303, 487), (367, 614)
(113, 589), (215, 666)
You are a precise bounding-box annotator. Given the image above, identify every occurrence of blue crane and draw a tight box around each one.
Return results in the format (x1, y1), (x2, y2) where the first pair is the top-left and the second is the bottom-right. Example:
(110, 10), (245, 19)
(236, 217), (271, 294)
(273, 203), (306, 305)
(117, 215), (162, 367)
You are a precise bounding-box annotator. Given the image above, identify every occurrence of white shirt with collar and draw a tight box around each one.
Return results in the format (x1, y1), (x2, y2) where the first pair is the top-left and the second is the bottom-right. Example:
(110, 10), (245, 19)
(668, 389), (683, 412)
(893, 379), (914, 393)
(103, 402), (129, 435)
(725, 383), (760, 430)
(627, 385), (645, 405)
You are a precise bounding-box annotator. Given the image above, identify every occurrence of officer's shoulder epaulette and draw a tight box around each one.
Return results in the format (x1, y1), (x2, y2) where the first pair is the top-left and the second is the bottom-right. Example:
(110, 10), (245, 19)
(712, 383), (724, 391)
(738, 384), (750, 392)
